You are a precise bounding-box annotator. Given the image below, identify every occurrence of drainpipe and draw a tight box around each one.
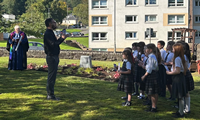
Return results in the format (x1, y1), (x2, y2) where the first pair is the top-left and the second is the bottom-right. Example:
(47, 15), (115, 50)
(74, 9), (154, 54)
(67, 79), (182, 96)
(114, 0), (116, 53)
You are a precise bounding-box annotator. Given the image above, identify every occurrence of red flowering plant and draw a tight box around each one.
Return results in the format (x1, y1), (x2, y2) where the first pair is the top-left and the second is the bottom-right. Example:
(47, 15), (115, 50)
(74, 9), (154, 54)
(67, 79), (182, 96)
(27, 63), (36, 70)
(95, 67), (104, 71)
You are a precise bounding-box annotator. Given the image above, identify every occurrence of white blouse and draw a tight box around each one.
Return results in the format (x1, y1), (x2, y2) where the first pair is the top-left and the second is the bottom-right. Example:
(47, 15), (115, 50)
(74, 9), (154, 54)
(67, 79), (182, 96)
(146, 53), (158, 74)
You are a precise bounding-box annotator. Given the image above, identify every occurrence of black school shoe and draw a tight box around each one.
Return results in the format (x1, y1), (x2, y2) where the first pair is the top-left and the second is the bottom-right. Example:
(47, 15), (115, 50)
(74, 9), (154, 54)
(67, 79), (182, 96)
(122, 101), (131, 106)
(47, 95), (60, 101)
(143, 100), (152, 106)
(173, 112), (185, 118)
(146, 106), (157, 112)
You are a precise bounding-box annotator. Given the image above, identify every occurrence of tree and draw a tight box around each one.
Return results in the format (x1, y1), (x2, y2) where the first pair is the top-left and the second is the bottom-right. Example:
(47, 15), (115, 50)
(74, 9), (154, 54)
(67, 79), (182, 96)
(1, 0), (27, 17)
(18, 10), (46, 38)
(50, 0), (68, 24)
(73, 3), (88, 25)
(70, 0), (81, 8)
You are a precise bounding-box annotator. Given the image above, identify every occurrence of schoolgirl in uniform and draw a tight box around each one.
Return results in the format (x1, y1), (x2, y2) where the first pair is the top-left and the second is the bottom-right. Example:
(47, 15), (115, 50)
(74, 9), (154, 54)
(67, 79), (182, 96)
(156, 47), (167, 97)
(164, 41), (175, 100)
(166, 43), (187, 118)
(140, 44), (159, 112)
(136, 42), (146, 99)
(117, 50), (134, 106)
(181, 42), (194, 114)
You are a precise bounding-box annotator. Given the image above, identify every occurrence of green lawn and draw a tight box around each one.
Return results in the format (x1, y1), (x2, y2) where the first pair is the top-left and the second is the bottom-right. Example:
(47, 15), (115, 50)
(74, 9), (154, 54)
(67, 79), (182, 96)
(56, 29), (81, 33)
(66, 37), (88, 48)
(0, 39), (81, 50)
(29, 39), (81, 50)
(0, 37), (88, 50)
(0, 57), (200, 120)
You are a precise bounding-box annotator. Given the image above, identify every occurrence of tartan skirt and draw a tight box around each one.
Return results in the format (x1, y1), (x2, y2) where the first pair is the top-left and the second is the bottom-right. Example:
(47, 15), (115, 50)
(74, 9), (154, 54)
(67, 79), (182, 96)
(145, 71), (158, 95)
(172, 73), (187, 99)
(139, 68), (146, 91)
(117, 75), (134, 93)
(185, 70), (195, 91)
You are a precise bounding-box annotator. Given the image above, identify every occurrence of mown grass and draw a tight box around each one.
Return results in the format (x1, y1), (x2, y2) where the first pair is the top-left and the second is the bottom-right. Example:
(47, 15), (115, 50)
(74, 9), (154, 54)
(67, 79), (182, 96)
(0, 39), (81, 50)
(29, 39), (81, 50)
(0, 57), (200, 120)
(65, 37), (89, 48)
(56, 29), (81, 33)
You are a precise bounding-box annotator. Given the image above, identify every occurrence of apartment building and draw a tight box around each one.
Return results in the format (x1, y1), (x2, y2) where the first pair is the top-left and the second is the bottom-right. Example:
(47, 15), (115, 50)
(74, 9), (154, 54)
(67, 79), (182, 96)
(89, 0), (199, 51)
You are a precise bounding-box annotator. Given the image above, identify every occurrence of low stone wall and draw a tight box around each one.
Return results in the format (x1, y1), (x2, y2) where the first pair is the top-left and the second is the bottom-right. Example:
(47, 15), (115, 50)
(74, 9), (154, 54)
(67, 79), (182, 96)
(0, 47), (123, 61)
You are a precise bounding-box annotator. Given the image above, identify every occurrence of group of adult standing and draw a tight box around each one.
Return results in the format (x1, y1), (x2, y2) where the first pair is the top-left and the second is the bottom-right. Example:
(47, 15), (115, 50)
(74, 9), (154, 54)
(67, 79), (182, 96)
(6, 18), (67, 100)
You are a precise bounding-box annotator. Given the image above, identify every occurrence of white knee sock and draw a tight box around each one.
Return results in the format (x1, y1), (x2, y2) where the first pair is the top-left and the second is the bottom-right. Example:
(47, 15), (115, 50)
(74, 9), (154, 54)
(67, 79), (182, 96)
(185, 96), (190, 112)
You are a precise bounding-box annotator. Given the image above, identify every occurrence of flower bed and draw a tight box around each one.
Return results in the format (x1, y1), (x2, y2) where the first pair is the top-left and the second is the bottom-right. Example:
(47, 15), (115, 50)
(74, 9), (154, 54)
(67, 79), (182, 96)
(27, 63), (120, 82)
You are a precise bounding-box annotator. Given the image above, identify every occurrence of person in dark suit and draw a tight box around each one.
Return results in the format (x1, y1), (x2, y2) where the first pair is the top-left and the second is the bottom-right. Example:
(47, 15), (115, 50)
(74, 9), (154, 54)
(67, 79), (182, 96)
(43, 18), (68, 100)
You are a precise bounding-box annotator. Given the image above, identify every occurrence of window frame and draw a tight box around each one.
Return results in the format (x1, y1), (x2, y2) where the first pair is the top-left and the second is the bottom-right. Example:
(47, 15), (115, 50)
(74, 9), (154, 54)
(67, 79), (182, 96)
(126, 0), (137, 6)
(92, 0), (108, 9)
(168, 15), (185, 24)
(195, 16), (200, 23)
(195, 0), (200, 6)
(125, 32), (137, 39)
(168, 0), (184, 7)
(92, 32), (108, 41)
(168, 31), (182, 40)
(195, 31), (200, 38)
(92, 16), (108, 25)
(145, 15), (157, 23)
(125, 15), (138, 23)
(145, 0), (157, 5)
(145, 31), (157, 39)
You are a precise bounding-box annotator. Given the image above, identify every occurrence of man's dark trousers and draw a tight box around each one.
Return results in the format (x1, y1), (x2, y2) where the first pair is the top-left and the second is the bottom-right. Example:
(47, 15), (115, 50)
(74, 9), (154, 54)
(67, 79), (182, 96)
(46, 55), (59, 97)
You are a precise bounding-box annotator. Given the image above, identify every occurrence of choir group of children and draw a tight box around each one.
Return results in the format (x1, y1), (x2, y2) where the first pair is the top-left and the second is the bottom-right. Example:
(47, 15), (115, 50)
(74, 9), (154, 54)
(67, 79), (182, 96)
(117, 40), (195, 118)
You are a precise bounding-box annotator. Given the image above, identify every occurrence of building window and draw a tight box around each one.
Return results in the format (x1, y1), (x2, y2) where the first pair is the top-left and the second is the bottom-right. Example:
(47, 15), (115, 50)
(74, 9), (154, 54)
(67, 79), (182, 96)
(168, 15), (184, 24)
(195, 16), (200, 23)
(125, 32), (137, 39)
(92, 17), (107, 25)
(126, 0), (137, 6)
(195, 0), (200, 6)
(168, 0), (184, 7)
(92, 33), (107, 41)
(145, 31), (157, 38)
(92, 48), (107, 51)
(92, 0), (107, 8)
(126, 15), (137, 23)
(168, 32), (181, 40)
(196, 31), (200, 38)
(145, 15), (157, 22)
(145, 0), (157, 5)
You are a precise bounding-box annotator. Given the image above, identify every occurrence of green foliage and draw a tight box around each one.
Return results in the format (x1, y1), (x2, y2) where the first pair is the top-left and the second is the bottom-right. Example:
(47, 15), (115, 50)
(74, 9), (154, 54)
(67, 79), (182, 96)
(1, 0), (26, 17)
(70, 0), (81, 8)
(50, 0), (68, 24)
(92, 73), (99, 77)
(73, 3), (88, 25)
(65, 37), (88, 48)
(63, 67), (73, 75)
(84, 68), (94, 74)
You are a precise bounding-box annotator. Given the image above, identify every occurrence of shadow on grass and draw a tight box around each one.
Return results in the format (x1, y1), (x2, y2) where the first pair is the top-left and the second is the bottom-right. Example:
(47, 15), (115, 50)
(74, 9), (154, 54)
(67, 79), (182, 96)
(0, 67), (200, 120)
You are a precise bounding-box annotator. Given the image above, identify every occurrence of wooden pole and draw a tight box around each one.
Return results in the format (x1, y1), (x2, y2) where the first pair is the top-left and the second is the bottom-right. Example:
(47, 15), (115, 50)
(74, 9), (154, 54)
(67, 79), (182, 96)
(172, 29), (175, 41)
(183, 29), (186, 42)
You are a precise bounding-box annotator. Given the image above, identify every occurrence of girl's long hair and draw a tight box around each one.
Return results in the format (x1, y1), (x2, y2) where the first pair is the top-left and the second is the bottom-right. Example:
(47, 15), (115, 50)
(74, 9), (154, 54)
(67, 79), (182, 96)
(184, 43), (191, 63)
(123, 50), (134, 66)
(138, 42), (145, 54)
(156, 47), (162, 64)
(146, 44), (161, 64)
(173, 43), (187, 75)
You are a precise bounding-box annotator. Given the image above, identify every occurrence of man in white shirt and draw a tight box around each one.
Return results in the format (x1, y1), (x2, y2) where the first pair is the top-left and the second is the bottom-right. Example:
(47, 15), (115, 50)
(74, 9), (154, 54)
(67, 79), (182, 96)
(157, 40), (166, 61)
